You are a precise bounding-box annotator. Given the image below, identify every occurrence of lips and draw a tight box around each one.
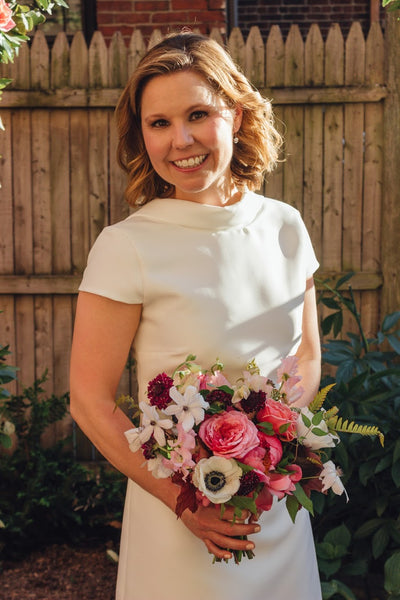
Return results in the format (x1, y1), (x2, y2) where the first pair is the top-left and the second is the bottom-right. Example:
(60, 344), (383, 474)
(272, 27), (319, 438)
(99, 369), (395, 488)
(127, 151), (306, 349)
(172, 154), (207, 168)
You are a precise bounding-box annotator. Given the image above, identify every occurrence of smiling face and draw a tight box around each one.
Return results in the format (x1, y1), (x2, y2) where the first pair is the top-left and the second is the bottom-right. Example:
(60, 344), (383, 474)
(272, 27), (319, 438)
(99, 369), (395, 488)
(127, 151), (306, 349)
(140, 70), (242, 206)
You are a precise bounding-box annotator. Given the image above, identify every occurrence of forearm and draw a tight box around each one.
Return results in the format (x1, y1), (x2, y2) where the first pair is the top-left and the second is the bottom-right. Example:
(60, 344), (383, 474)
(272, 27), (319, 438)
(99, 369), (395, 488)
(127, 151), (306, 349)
(291, 357), (321, 408)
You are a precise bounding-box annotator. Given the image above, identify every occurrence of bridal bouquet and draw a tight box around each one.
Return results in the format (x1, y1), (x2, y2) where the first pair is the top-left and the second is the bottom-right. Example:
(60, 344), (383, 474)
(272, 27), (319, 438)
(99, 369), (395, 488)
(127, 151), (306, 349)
(121, 355), (383, 563)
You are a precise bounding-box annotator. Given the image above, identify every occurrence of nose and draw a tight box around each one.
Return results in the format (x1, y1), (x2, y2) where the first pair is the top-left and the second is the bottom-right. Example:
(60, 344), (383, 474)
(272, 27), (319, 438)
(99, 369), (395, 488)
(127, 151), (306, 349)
(172, 123), (194, 149)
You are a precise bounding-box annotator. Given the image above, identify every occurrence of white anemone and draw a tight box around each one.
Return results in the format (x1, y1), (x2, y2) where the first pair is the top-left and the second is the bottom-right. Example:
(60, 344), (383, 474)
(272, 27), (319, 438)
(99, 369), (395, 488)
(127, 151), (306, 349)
(192, 456), (242, 503)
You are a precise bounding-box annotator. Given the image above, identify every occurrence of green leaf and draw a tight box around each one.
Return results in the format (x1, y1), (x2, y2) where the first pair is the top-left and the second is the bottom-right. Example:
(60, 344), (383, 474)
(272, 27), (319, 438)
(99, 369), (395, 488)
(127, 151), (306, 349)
(310, 427), (329, 436)
(372, 526), (390, 558)
(392, 461), (400, 488)
(393, 439), (400, 463)
(335, 272), (355, 290)
(324, 524), (351, 549)
(387, 333), (400, 354)
(0, 432), (12, 448)
(318, 558), (341, 579)
(228, 495), (258, 516)
(311, 412), (324, 426)
(382, 311), (400, 333)
(321, 297), (341, 310)
(384, 553), (400, 595)
(301, 413), (311, 427)
(321, 580), (357, 600)
(285, 494), (300, 523)
(292, 483), (314, 515)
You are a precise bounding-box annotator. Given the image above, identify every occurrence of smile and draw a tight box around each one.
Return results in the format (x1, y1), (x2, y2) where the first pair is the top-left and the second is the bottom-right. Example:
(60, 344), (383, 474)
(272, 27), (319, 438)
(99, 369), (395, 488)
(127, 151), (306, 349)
(173, 154), (207, 168)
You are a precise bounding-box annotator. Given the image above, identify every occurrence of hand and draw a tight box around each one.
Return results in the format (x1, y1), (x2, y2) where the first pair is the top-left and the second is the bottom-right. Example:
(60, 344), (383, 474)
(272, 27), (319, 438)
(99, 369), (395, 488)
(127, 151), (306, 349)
(180, 503), (261, 561)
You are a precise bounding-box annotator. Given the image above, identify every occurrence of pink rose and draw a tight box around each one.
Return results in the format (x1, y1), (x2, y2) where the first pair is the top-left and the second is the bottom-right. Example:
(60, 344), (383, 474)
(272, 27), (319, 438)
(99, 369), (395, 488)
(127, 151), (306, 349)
(257, 432), (283, 467)
(198, 410), (259, 459)
(0, 0), (15, 32)
(257, 398), (297, 441)
(256, 464), (302, 511)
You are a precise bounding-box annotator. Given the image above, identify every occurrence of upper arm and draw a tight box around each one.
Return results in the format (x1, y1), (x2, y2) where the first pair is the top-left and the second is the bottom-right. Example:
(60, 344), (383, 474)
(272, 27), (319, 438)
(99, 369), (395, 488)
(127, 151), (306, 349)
(296, 277), (321, 364)
(70, 292), (142, 403)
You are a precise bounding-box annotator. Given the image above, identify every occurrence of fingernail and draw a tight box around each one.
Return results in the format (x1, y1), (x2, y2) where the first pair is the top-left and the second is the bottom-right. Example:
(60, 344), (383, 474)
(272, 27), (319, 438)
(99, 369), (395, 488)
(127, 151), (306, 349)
(254, 525), (261, 532)
(246, 543), (255, 550)
(224, 553), (232, 559)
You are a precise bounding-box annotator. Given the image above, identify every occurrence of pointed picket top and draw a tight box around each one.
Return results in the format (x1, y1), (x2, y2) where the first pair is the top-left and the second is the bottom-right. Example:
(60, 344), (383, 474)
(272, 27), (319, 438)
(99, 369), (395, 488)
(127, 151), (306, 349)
(89, 31), (108, 88)
(266, 25), (284, 87)
(128, 29), (147, 75)
(51, 32), (70, 88)
(325, 23), (344, 85)
(228, 27), (245, 71)
(305, 24), (324, 86)
(148, 29), (163, 50)
(70, 31), (88, 88)
(284, 24), (304, 86)
(244, 26), (265, 87)
(31, 30), (50, 90)
(109, 31), (128, 88)
(345, 21), (365, 85)
(13, 41), (30, 89)
(209, 27), (224, 47)
(365, 22), (384, 84)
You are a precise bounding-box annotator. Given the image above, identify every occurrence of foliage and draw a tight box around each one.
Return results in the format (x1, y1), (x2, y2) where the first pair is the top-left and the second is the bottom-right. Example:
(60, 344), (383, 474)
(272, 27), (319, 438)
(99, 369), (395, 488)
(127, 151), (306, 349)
(383, 0), (400, 12)
(314, 275), (400, 599)
(0, 372), (126, 561)
(0, 340), (17, 448)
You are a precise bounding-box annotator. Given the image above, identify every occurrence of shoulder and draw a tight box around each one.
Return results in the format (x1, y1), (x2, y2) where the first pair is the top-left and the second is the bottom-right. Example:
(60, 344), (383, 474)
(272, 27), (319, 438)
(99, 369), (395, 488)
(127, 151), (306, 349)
(245, 190), (302, 223)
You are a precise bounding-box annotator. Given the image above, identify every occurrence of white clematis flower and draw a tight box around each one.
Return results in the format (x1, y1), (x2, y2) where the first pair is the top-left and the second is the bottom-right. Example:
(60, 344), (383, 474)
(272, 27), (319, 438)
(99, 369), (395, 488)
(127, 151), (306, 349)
(139, 401), (173, 447)
(124, 426), (145, 453)
(320, 460), (349, 501)
(296, 407), (340, 450)
(192, 456), (242, 503)
(164, 385), (209, 431)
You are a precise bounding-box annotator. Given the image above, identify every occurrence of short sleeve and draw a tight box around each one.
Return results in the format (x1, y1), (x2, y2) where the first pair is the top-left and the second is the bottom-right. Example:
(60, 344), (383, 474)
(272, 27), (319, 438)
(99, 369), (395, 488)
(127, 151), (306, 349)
(297, 212), (319, 279)
(79, 226), (144, 304)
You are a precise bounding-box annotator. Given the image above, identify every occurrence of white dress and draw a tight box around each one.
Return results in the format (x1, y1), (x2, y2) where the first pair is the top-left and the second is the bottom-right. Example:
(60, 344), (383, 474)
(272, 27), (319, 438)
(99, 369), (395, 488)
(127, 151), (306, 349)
(80, 191), (322, 600)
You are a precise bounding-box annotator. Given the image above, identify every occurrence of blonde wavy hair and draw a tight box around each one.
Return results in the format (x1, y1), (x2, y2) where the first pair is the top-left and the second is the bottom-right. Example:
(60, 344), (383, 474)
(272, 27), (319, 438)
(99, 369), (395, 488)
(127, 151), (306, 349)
(115, 32), (282, 206)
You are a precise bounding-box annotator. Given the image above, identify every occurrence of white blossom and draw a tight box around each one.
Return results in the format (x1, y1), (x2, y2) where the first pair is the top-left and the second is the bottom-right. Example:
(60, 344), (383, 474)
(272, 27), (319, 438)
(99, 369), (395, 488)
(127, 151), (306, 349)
(296, 407), (340, 450)
(192, 456), (242, 504)
(140, 402), (173, 446)
(320, 460), (349, 501)
(164, 385), (209, 431)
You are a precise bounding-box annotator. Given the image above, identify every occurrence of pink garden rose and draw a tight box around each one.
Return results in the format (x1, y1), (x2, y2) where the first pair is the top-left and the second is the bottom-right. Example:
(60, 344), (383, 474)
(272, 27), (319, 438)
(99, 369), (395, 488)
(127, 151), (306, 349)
(198, 410), (259, 459)
(241, 446), (267, 472)
(257, 398), (298, 441)
(257, 431), (283, 467)
(0, 0), (15, 32)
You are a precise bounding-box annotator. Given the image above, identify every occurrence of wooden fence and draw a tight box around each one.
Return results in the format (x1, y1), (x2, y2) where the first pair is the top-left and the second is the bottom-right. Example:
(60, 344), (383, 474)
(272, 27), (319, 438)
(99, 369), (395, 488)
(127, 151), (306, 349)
(0, 22), (399, 457)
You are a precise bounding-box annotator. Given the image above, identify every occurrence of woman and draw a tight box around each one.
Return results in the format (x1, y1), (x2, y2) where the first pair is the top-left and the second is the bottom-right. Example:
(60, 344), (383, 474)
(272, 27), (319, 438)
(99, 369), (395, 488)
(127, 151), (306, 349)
(70, 32), (322, 600)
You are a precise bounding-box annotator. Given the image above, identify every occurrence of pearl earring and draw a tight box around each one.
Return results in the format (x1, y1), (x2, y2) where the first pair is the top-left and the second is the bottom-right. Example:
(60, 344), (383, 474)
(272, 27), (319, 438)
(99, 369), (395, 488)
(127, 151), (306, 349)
(233, 135), (239, 144)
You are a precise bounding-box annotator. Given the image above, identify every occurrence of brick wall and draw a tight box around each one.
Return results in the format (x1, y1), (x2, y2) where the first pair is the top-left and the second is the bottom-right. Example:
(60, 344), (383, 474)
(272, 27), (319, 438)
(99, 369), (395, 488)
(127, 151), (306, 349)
(237, 0), (384, 40)
(96, 0), (226, 43)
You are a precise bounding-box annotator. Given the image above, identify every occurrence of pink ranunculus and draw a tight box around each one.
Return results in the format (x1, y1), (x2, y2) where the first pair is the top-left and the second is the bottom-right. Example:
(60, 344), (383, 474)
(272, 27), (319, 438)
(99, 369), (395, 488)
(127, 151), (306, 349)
(198, 410), (260, 460)
(257, 432), (283, 467)
(257, 398), (298, 441)
(0, 0), (15, 32)
(241, 446), (267, 473)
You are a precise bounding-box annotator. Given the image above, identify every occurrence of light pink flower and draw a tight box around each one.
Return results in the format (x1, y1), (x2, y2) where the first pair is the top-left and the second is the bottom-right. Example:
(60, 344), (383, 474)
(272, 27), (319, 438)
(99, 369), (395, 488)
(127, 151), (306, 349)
(199, 410), (259, 459)
(256, 465), (302, 511)
(277, 356), (304, 404)
(163, 423), (196, 478)
(257, 398), (298, 441)
(198, 370), (231, 391)
(0, 1), (15, 32)
(257, 431), (283, 467)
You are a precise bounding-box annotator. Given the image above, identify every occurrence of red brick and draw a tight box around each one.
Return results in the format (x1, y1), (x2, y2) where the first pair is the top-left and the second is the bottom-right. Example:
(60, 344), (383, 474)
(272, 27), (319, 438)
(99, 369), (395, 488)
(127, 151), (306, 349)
(134, 1), (170, 10)
(172, 0), (208, 9)
(97, 1), (135, 11)
(208, 0), (225, 9)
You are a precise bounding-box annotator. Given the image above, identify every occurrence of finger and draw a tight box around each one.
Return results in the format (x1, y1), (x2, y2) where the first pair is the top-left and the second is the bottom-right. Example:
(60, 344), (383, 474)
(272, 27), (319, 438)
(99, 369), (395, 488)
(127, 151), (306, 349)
(209, 531), (256, 553)
(204, 539), (232, 561)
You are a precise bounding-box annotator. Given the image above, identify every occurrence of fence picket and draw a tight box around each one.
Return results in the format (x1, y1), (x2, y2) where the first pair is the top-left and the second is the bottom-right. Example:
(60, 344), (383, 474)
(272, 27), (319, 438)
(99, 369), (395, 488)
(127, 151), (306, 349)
(109, 31), (128, 88)
(70, 31), (88, 88)
(51, 32), (70, 88)
(30, 30), (50, 90)
(245, 26), (265, 87)
(284, 25), (304, 87)
(266, 25), (284, 87)
(89, 30), (108, 88)
(305, 24), (324, 86)
(227, 27), (245, 71)
(128, 29), (147, 75)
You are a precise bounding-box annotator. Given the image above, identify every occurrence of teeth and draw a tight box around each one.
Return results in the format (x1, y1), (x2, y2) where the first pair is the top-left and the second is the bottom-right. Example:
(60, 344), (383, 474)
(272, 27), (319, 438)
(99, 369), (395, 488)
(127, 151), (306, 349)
(174, 155), (206, 168)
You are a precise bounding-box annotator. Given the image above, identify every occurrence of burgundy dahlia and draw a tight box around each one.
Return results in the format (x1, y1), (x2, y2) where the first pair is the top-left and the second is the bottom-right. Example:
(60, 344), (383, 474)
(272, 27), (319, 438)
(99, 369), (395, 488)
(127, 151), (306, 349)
(207, 389), (232, 404)
(237, 471), (261, 496)
(147, 372), (174, 409)
(240, 390), (267, 414)
(141, 438), (157, 460)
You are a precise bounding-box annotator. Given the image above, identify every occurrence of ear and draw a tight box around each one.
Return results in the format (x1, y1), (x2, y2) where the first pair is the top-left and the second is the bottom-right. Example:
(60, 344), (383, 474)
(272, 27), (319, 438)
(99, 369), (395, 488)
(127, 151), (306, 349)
(233, 105), (243, 133)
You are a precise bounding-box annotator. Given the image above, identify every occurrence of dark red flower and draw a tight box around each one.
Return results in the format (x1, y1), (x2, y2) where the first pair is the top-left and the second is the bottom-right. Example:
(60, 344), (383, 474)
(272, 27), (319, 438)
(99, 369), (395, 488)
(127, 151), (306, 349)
(237, 470), (261, 496)
(241, 390), (266, 414)
(207, 389), (232, 404)
(147, 372), (174, 409)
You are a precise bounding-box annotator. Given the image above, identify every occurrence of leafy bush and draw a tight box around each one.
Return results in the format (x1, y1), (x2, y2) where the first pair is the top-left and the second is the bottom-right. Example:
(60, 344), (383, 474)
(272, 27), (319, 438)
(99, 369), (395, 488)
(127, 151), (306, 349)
(313, 275), (400, 600)
(0, 342), (18, 449)
(0, 372), (126, 561)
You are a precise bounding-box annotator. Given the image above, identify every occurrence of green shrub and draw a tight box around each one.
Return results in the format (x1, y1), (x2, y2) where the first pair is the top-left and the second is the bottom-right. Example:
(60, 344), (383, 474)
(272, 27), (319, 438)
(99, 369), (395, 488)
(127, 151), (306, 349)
(0, 342), (18, 449)
(0, 372), (126, 561)
(314, 275), (400, 599)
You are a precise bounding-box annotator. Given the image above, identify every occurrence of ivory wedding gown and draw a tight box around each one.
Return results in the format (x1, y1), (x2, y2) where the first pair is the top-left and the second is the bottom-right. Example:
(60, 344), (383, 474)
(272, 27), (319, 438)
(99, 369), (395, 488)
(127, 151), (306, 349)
(80, 191), (322, 600)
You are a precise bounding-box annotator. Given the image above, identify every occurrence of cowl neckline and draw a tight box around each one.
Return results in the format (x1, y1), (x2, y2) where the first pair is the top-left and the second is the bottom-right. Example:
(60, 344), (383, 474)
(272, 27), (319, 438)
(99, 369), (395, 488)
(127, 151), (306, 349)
(133, 191), (264, 231)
